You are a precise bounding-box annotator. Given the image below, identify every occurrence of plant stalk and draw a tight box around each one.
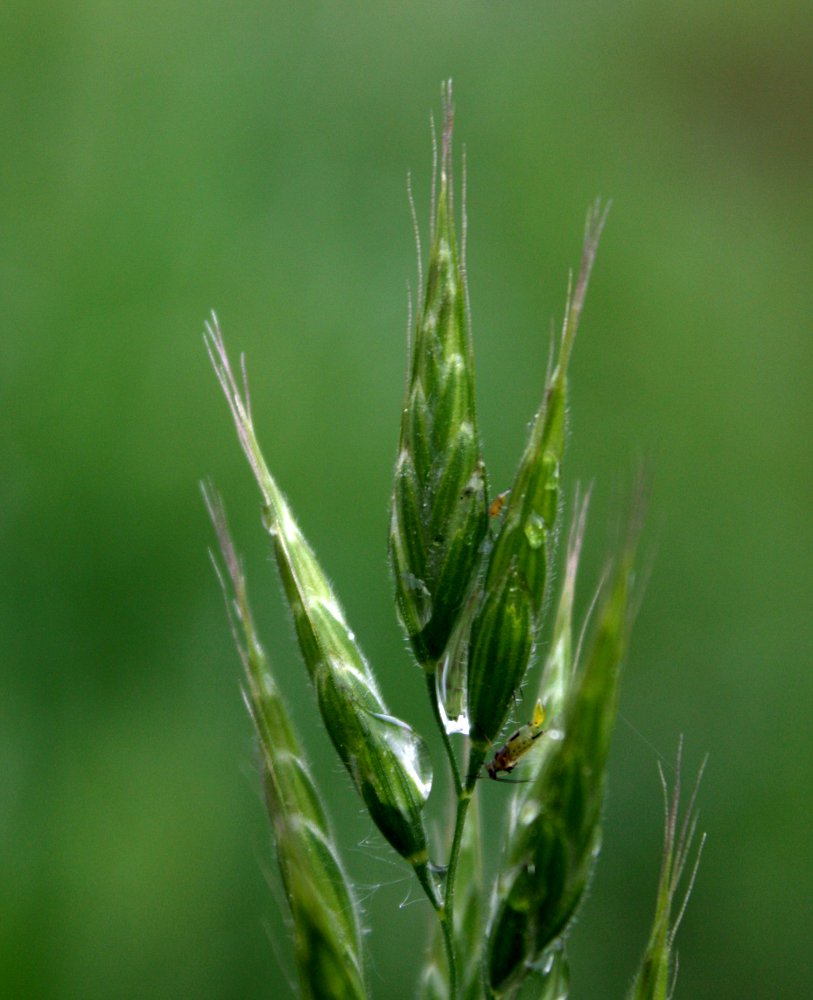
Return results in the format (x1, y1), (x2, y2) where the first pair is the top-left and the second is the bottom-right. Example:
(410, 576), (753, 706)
(440, 747), (487, 999)
(413, 859), (457, 998)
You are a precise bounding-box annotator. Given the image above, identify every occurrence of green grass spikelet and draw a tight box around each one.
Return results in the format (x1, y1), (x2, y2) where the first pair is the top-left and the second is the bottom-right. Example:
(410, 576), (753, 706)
(206, 85), (704, 1000)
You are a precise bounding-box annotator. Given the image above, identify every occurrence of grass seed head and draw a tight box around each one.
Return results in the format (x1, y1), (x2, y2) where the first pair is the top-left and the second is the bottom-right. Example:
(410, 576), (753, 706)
(487, 491), (643, 995)
(203, 486), (366, 997)
(466, 207), (608, 757)
(627, 741), (706, 1000)
(206, 318), (432, 868)
(390, 81), (488, 670)
(466, 565), (534, 749)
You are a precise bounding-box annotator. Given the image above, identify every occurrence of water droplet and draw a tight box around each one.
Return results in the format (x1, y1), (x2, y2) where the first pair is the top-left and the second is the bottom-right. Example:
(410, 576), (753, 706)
(524, 513), (547, 549)
(261, 505), (277, 535)
(436, 643), (470, 735)
(368, 712), (433, 802)
(519, 800), (541, 826)
(543, 450), (560, 489)
(591, 830), (603, 858)
(429, 861), (449, 881)
(403, 572), (433, 628)
(438, 699), (470, 736)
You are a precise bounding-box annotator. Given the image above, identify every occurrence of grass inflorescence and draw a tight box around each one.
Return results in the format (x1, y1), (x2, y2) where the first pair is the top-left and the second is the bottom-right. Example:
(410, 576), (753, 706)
(204, 81), (704, 1000)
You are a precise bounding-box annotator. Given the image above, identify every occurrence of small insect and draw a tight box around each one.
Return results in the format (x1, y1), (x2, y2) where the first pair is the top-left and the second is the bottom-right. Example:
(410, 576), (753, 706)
(486, 700), (546, 780)
(488, 489), (510, 519)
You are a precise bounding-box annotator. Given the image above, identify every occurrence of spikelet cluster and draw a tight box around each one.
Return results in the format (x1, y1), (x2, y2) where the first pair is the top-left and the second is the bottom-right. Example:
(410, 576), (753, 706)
(205, 83), (703, 1000)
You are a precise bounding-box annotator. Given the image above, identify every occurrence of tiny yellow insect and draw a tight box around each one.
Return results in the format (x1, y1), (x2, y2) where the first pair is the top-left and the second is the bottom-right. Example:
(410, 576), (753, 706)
(488, 489), (510, 519)
(486, 700), (546, 780)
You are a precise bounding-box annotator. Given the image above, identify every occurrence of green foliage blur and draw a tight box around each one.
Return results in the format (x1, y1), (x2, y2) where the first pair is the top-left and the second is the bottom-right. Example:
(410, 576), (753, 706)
(2, 2), (811, 997)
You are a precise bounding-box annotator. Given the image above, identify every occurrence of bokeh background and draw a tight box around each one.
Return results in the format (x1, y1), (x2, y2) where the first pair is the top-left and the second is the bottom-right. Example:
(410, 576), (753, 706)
(3, 1), (811, 997)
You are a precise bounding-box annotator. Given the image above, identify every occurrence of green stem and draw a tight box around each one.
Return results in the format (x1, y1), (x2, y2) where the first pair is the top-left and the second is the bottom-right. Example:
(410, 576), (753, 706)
(442, 747), (487, 999)
(413, 860), (457, 998)
(440, 907), (457, 1000)
(423, 670), (464, 996)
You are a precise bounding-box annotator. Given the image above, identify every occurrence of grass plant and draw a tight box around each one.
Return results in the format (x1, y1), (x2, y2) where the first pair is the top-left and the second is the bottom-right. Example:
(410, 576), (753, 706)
(204, 82), (704, 1000)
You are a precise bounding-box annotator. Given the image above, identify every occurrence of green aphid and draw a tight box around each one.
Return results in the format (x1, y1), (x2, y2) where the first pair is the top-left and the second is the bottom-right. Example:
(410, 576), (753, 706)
(486, 700), (546, 780)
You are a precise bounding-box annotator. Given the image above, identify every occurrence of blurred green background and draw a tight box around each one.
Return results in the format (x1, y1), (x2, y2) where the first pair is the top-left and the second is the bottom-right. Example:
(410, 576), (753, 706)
(3, 1), (811, 997)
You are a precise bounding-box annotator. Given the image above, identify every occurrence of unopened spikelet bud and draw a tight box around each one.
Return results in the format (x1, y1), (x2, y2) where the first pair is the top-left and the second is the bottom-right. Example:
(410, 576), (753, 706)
(466, 566), (534, 748)
(203, 486), (366, 1000)
(487, 494), (644, 997)
(281, 823), (369, 1000)
(390, 81), (488, 670)
(507, 948), (570, 1000)
(536, 489), (591, 724)
(628, 742), (706, 1000)
(466, 204), (609, 751)
(206, 317), (432, 873)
